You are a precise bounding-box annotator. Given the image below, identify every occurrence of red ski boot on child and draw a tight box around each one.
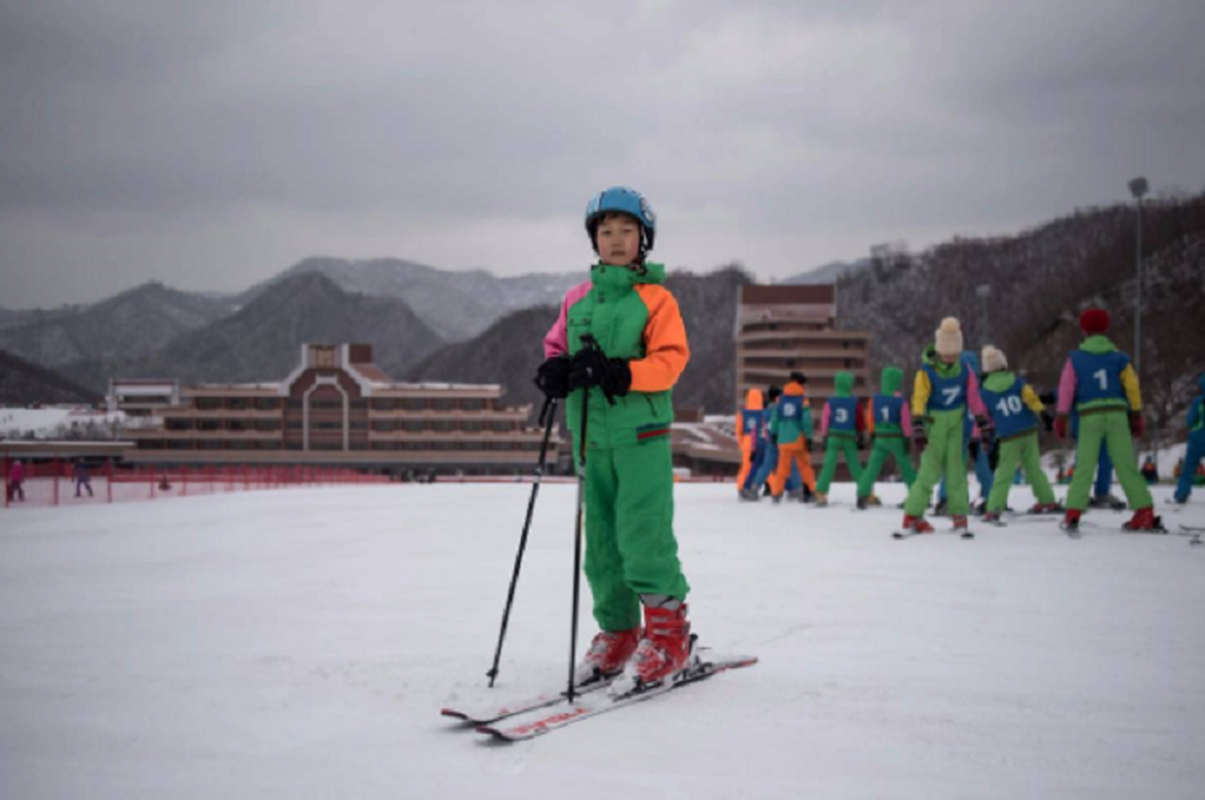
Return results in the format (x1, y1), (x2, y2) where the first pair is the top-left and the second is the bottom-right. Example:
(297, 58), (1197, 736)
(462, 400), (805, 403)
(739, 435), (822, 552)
(900, 514), (935, 534)
(575, 628), (640, 685)
(610, 603), (692, 697)
(1121, 506), (1165, 533)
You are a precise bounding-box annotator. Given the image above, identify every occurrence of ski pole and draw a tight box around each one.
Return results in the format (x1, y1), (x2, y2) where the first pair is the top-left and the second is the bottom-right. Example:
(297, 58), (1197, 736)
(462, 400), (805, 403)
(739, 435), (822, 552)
(487, 395), (559, 688)
(566, 379), (588, 703)
(566, 334), (605, 703)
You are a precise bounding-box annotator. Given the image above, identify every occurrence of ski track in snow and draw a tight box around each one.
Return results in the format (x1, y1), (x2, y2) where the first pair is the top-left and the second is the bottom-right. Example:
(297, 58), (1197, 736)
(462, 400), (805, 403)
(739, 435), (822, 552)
(1, 482), (1204, 799)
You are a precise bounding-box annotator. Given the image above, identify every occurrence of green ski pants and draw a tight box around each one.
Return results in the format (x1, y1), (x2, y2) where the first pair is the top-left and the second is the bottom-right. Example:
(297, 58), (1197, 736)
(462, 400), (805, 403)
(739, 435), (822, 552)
(815, 435), (864, 495)
(986, 431), (1056, 512)
(583, 437), (690, 631)
(1065, 411), (1152, 512)
(904, 410), (968, 517)
(856, 436), (916, 498)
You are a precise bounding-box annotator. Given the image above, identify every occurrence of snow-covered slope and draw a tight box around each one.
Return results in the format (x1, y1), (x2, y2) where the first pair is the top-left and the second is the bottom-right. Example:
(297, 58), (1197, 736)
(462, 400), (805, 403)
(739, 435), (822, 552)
(2, 483), (1203, 799)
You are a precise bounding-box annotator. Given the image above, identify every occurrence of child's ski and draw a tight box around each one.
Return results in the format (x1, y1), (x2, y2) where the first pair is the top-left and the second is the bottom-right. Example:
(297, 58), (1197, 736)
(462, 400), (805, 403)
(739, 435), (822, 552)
(474, 652), (758, 742)
(892, 529), (974, 540)
(441, 676), (614, 724)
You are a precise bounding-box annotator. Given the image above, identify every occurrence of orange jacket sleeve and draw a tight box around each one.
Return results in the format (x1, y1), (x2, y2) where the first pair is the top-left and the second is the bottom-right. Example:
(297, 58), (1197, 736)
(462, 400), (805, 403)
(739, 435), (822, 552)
(864, 398), (876, 435)
(631, 285), (690, 393)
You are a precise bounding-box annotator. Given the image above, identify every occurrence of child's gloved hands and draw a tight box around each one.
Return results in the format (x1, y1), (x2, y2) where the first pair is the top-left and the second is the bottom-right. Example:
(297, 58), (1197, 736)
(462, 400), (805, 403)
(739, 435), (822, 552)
(911, 419), (927, 451)
(1129, 412), (1144, 438)
(976, 416), (995, 453)
(534, 356), (570, 399)
(568, 349), (632, 397)
(1053, 415), (1068, 440)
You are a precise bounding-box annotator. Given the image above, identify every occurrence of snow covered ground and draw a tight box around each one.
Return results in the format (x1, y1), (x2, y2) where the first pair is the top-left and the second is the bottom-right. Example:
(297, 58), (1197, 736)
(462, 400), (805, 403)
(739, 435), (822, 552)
(2, 481), (1204, 799)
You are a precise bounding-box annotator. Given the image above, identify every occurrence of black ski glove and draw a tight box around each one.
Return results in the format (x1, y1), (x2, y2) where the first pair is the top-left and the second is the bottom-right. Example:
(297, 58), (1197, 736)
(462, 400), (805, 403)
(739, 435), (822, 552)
(1040, 410), (1055, 433)
(968, 439), (981, 463)
(534, 356), (570, 399)
(568, 348), (632, 397)
(856, 433), (867, 451)
(976, 415), (995, 454)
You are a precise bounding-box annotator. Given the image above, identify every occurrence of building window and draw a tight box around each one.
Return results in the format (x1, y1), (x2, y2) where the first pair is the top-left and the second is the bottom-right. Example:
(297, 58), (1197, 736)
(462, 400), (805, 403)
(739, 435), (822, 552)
(402, 398), (425, 411)
(196, 397), (222, 411)
(313, 421), (342, 431)
(311, 441), (342, 451)
(257, 442), (281, 450)
(198, 420), (221, 432)
(287, 399), (304, 410)
(201, 440), (224, 450)
(255, 421), (280, 432)
(228, 420), (247, 432)
(404, 421), (426, 432)
(461, 399), (483, 411)
(432, 398), (454, 411)
(350, 399), (368, 410)
(286, 442), (303, 450)
(372, 399), (395, 411)
(371, 442), (396, 451)
(462, 421), (482, 432)
(490, 442), (513, 451)
(311, 399), (342, 410)
(433, 420), (453, 432)
(349, 419), (368, 430)
(226, 398), (247, 411)
(491, 421), (513, 432)
(286, 419), (304, 430)
(166, 420), (193, 431)
(254, 398), (279, 411)
(169, 441), (193, 450)
(372, 421), (395, 432)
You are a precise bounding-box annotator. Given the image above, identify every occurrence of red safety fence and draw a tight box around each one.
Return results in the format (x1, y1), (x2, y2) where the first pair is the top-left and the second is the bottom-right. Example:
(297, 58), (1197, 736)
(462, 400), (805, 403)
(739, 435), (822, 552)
(2, 456), (391, 509)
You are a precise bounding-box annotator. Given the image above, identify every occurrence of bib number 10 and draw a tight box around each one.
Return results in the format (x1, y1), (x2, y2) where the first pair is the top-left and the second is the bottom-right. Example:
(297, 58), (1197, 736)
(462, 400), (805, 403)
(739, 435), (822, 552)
(995, 395), (1024, 417)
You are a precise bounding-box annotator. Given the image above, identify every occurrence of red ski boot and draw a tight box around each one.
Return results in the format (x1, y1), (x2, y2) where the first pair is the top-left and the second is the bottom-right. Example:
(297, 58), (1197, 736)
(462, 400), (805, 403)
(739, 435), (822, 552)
(575, 627), (640, 685)
(1029, 502), (1062, 514)
(610, 604), (691, 697)
(901, 514), (935, 534)
(1122, 506), (1165, 533)
(1060, 508), (1082, 535)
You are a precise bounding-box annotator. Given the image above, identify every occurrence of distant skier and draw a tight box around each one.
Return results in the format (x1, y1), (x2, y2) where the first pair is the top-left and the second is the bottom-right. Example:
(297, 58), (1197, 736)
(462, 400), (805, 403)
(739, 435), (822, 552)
(748, 385), (804, 501)
(7, 458), (25, 502)
(899, 318), (992, 535)
(856, 366), (916, 510)
(976, 346), (1060, 524)
(736, 388), (767, 500)
(1055, 308), (1160, 533)
(813, 371), (865, 506)
(769, 372), (818, 502)
(1171, 371), (1205, 506)
(73, 458), (93, 498)
(535, 187), (693, 696)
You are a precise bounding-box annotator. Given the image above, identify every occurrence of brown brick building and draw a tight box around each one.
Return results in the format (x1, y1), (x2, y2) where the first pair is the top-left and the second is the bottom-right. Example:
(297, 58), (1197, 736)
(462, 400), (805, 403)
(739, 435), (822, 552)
(118, 344), (559, 475)
(735, 284), (872, 410)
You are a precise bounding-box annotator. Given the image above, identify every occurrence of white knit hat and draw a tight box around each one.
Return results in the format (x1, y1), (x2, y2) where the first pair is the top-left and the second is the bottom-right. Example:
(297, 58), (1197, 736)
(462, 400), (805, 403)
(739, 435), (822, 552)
(981, 345), (1008, 373)
(934, 317), (963, 357)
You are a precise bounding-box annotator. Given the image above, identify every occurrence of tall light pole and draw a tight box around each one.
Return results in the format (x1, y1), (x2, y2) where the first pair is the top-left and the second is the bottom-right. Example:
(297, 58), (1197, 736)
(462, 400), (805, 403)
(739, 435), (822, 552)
(1128, 177), (1148, 375)
(976, 284), (992, 347)
(1128, 176), (1149, 464)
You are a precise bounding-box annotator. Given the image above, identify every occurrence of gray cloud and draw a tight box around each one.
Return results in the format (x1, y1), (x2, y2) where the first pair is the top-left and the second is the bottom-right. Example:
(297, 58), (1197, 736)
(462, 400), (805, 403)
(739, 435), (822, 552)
(1, 0), (1203, 307)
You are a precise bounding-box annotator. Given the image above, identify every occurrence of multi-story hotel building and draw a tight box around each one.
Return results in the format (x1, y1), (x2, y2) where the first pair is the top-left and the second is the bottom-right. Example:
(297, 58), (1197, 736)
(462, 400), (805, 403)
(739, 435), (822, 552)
(735, 284), (872, 406)
(118, 344), (559, 475)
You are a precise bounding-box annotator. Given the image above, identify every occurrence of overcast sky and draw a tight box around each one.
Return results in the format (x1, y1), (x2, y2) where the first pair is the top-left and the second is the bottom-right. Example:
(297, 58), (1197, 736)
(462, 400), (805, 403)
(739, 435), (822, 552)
(2, 0), (1203, 308)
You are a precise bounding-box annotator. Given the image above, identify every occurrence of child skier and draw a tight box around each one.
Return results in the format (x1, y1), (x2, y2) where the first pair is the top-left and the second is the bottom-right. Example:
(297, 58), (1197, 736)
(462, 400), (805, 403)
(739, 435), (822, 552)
(769, 372), (818, 502)
(856, 366), (916, 510)
(535, 186), (693, 696)
(813, 371), (865, 506)
(900, 319), (992, 535)
(736, 388), (767, 500)
(748, 386), (804, 501)
(934, 351), (994, 516)
(1055, 308), (1159, 532)
(1172, 371), (1205, 505)
(976, 346), (1060, 523)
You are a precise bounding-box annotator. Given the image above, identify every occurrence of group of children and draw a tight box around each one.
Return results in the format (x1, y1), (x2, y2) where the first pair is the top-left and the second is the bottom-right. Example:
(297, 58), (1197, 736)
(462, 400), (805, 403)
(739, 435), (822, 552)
(528, 184), (1199, 701)
(735, 310), (1183, 535)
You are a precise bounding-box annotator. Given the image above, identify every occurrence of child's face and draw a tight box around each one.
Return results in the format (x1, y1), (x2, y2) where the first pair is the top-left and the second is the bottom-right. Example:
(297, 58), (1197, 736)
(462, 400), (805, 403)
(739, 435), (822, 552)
(595, 213), (642, 267)
(939, 352), (959, 365)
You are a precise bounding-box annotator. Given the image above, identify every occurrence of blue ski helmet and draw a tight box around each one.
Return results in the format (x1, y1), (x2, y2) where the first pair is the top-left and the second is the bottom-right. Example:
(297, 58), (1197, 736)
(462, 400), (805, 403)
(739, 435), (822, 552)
(584, 187), (657, 254)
